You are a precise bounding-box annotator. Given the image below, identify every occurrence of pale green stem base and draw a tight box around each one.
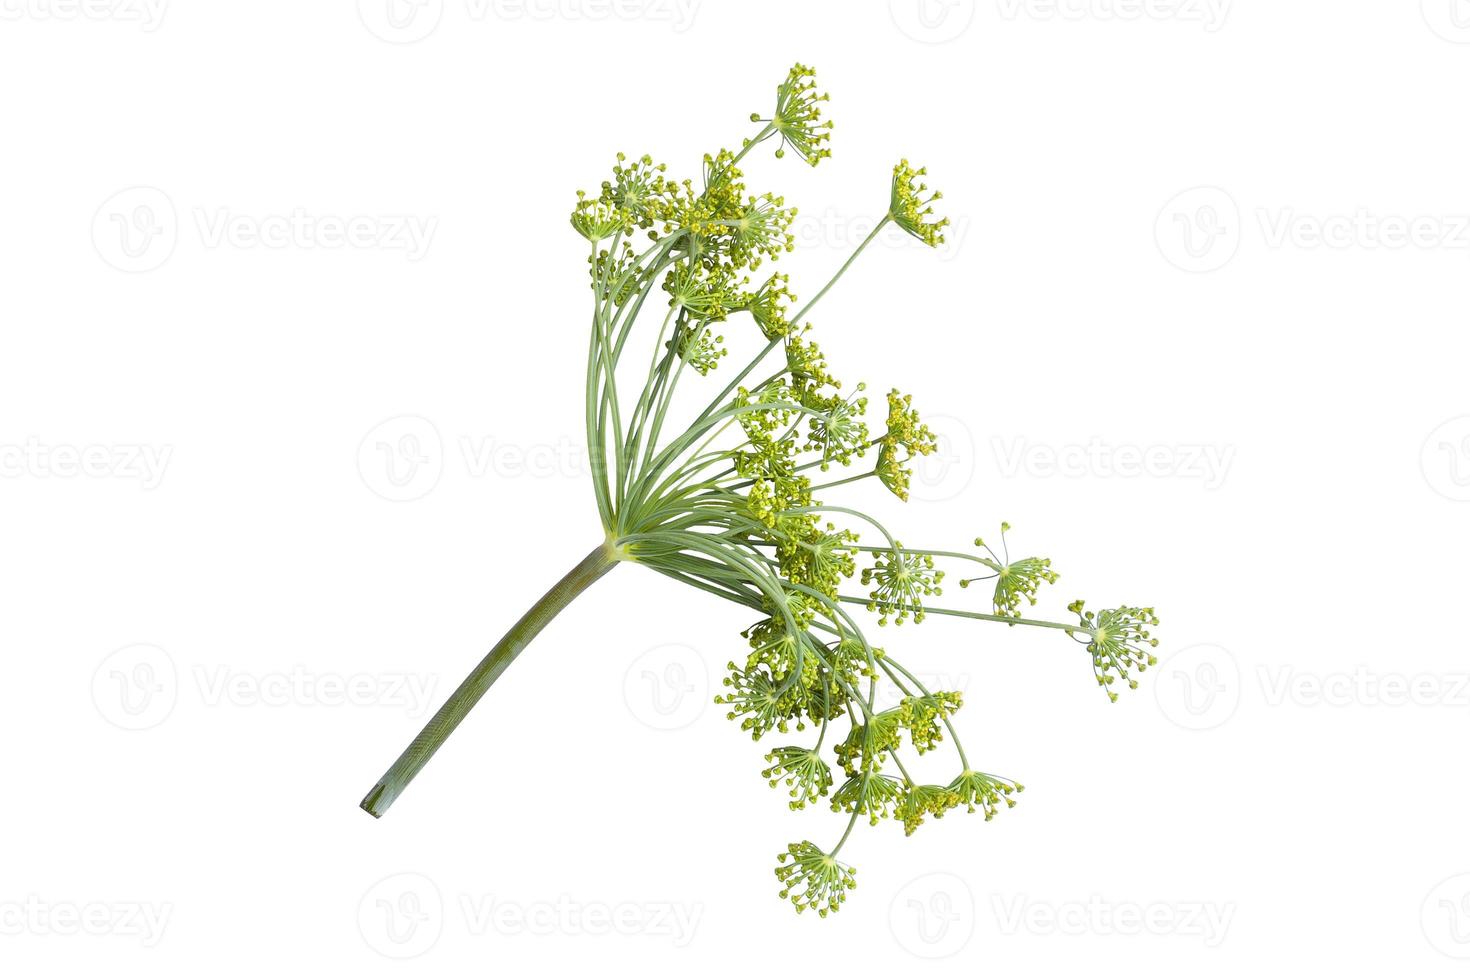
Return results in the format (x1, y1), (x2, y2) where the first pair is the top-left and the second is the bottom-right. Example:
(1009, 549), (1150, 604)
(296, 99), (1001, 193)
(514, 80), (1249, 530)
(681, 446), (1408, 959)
(359, 543), (619, 818)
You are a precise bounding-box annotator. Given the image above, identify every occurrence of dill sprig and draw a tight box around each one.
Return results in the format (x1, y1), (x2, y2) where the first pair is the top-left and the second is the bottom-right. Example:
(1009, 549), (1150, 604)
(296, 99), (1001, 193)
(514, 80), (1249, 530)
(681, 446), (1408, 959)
(359, 65), (1159, 917)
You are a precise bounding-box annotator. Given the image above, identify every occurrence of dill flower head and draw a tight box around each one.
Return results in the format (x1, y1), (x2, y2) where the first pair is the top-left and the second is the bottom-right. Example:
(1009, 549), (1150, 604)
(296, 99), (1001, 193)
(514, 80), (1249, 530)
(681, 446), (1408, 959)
(752, 63), (833, 167)
(728, 193), (796, 269)
(676, 323), (727, 376)
(778, 524), (857, 600)
(601, 152), (671, 229)
(763, 746), (834, 810)
(716, 662), (792, 739)
(946, 769), (1024, 821)
(834, 709), (903, 776)
(665, 264), (741, 321)
(805, 383), (869, 470)
(831, 770), (903, 825)
(889, 159), (949, 247)
(775, 841), (855, 916)
(882, 388), (936, 453)
(898, 691), (963, 754)
(896, 782), (962, 836)
(962, 523), (1060, 618)
(1069, 601), (1161, 702)
(875, 441), (913, 501)
(874, 389), (937, 500)
(570, 191), (626, 243)
(991, 556), (1058, 617)
(779, 328), (833, 390)
(862, 546), (943, 625)
(745, 272), (796, 340)
(743, 600), (818, 673)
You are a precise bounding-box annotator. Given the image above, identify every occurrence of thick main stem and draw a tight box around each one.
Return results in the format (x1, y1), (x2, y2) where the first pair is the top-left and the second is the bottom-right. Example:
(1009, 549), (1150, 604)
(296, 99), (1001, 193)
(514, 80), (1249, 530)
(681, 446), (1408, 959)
(359, 543), (619, 818)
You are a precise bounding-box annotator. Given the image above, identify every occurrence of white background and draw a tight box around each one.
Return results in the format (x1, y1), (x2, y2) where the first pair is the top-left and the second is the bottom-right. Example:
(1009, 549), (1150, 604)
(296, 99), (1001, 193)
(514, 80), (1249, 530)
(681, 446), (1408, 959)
(3, 0), (1469, 975)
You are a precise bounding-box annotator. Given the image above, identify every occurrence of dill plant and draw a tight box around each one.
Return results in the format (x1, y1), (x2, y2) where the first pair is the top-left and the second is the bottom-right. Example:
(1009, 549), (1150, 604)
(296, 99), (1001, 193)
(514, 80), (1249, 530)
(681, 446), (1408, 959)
(360, 64), (1159, 916)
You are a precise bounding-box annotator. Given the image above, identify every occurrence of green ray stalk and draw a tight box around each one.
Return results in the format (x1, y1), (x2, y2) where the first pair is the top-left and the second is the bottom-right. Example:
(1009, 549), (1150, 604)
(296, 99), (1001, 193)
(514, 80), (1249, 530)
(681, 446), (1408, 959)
(359, 64), (1160, 917)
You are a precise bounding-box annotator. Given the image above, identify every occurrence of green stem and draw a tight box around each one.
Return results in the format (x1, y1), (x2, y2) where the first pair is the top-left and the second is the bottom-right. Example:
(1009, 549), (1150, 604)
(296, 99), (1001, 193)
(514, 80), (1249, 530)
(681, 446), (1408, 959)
(834, 594), (1088, 634)
(789, 216), (888, 324)
(831, 807), (860, 856)
(807, 470), (874, 494)
(360, 543), (620, 818)
(731, 121), (778, 165)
